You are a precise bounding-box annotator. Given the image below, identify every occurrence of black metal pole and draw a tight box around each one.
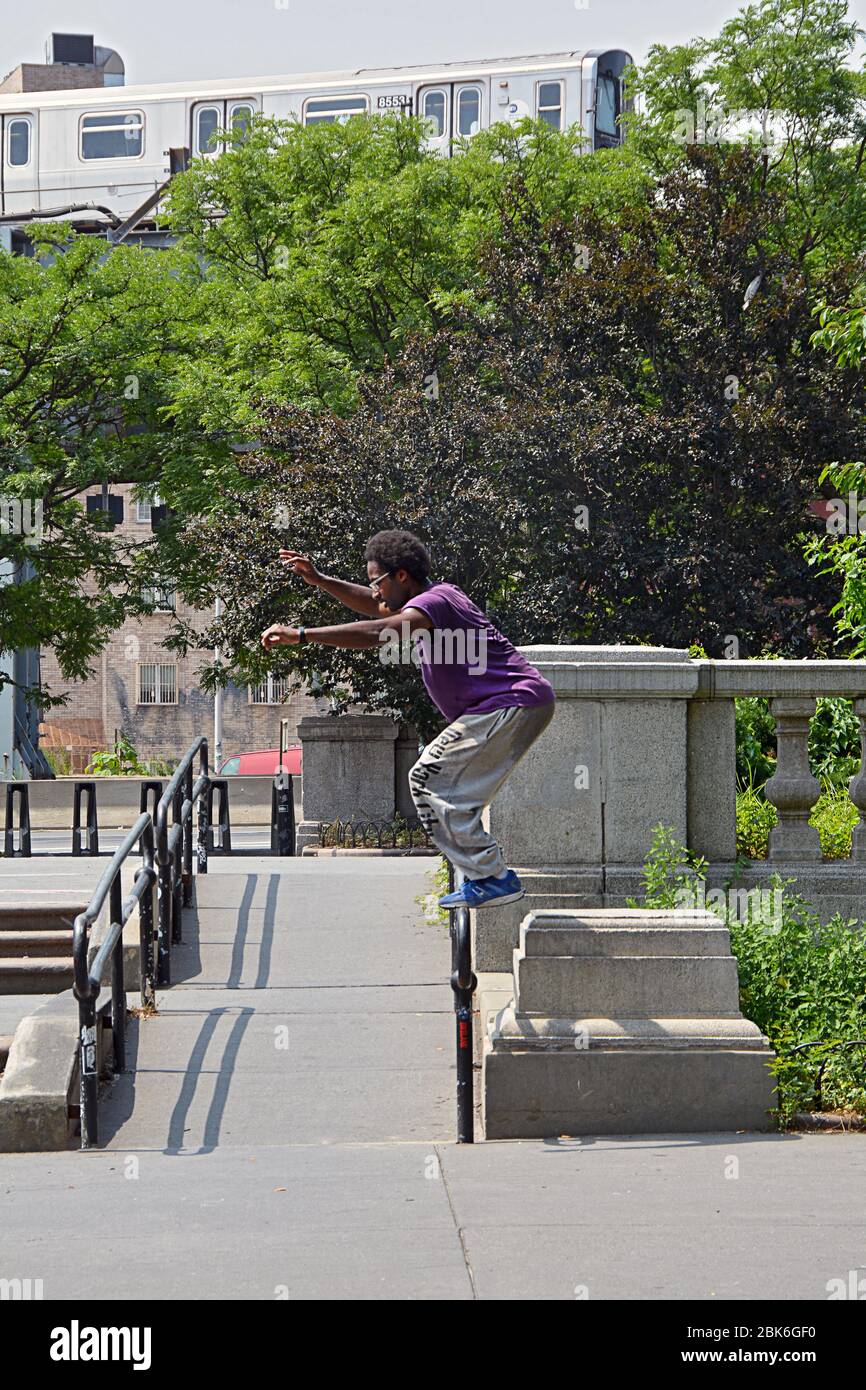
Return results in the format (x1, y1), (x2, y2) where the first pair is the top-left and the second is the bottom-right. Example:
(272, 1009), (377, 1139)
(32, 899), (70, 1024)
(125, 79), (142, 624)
(109, 875), (126, 1074)
(79, 995), (98, 1149)
(197, 745), (209, 876)
(450, 903), (475, 1143)
(172, 786), (183, 944)
(182, 761), (193, 907)
(136, 864), (155, 1007)
(157, 858), (172, 986)
(273, 772), (295, 855)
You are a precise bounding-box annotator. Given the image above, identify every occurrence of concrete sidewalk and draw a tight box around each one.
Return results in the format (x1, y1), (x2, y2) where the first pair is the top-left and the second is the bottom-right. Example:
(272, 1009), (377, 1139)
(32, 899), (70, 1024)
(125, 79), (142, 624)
(0, 858), (864, 1300)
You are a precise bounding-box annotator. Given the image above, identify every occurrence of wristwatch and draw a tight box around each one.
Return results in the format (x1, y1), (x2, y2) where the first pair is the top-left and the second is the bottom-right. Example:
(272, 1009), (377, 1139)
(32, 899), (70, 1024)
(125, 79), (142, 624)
(297, 626), (307, 644)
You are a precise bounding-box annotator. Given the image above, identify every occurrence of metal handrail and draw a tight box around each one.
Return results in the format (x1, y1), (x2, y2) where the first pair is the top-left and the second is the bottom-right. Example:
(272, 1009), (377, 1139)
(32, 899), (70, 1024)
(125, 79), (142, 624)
(153, 736), (209, 986)
(72, 814), (158, 1151)
(446, 860), (477, 1143)
(71, 737), (211, 1149)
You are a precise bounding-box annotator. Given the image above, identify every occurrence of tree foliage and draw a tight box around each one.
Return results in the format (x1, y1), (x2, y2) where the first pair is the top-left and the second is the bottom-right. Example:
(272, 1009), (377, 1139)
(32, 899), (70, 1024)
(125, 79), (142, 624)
(165, 144), (866, 736)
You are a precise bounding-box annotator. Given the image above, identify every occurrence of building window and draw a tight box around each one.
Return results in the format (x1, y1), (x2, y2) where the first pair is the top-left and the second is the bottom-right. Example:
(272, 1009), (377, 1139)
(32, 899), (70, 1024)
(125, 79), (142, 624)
(8, 118), (31, 167)
(422, 89), (447, 138)
(137, 663), (177, 705)
(456, 87), (481, 137)
(140, 580), (176, 612)
(537, 81), (563, 130)
(136, 490), (162, 523)
(303, 95), (369, 125)
(249, 676), (291, 705)
(229, 103), (254, 140)
(195, 106), (221, 154)
(80, 111), (144, 160)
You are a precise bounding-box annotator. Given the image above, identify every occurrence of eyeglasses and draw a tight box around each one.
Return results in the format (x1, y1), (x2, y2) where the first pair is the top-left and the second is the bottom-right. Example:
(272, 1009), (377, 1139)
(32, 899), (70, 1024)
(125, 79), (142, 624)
(368, 569), (396, 593)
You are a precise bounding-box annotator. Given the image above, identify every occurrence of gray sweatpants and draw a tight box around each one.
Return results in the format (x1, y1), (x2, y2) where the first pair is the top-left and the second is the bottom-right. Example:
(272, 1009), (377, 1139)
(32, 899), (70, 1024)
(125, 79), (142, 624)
(408, 701), (556, 881)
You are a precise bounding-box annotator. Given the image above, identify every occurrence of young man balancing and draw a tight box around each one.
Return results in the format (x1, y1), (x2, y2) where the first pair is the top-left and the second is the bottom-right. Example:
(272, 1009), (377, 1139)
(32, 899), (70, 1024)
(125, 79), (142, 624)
(260, 529), (556, 910)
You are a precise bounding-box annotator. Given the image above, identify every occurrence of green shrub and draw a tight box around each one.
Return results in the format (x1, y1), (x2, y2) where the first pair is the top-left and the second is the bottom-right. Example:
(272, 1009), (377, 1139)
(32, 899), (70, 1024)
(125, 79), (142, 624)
(736, 786), (777, 859)
(735, 697), (777, 787)
(634, 824), (866, 1122)
(86, 733), (150, 777)
(809, 697), (861, 786)
(735, 694), (861, 793)
(736, 783), (860, 859)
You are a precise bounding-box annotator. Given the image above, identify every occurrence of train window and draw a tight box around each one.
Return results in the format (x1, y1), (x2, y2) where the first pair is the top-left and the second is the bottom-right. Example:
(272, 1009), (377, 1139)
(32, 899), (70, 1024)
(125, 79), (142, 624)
(8, 118), (31, 167)
(537, 82), (563, 130)
(303, 95), (368, 125)
(196, 106), (221, 154)
(456, 87), (481, 137)
(80, 111), (144, 159)
(230, 103), (254, 140)
(422, 89), (447, 138)
(595, 73), (619, 138)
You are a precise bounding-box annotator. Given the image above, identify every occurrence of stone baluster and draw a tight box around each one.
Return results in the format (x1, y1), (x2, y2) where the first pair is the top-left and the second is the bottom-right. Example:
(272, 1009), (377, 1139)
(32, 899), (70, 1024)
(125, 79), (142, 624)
(763, 698), (821, 861)
(848, 697), (866, 860)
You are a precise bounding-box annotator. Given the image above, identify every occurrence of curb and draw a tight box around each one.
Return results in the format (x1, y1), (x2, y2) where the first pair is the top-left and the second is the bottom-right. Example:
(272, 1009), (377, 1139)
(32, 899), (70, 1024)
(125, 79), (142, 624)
(0, 988), (113, 1151)
(789, 1111), (866, 1132)
(301, 847), (437, 856)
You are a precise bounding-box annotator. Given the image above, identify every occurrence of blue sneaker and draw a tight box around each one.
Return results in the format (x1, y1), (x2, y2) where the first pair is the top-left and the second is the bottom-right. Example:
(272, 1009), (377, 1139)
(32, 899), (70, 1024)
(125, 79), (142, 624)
(438, 870), (525, 910)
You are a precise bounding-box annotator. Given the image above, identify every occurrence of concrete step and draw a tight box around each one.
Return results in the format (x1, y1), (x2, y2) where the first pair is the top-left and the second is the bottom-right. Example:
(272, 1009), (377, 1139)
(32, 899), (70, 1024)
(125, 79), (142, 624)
(0, 959), (75, 994)
(519, 925), (732, 957)
(482, 1043), (778, 1138)
(0, 931), (73, 958)
(0, 905), (84, 932)
(514, 954), (742, 1017)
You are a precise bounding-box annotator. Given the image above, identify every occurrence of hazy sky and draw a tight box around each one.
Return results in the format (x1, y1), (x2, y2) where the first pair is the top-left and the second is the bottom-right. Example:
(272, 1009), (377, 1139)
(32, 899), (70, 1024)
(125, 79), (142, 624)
(2, 0), (866, 87)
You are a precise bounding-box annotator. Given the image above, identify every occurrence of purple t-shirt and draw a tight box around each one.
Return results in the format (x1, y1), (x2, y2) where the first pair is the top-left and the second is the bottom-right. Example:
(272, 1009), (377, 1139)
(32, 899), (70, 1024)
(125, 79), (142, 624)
(402, 582), (556, 724)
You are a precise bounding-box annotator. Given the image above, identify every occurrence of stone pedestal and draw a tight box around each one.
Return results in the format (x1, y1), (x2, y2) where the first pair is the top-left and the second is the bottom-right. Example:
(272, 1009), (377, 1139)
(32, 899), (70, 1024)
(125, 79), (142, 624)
(482, 907), (777, 1138)
(474, 645), (697, 970)
(295, 714), (399, 851)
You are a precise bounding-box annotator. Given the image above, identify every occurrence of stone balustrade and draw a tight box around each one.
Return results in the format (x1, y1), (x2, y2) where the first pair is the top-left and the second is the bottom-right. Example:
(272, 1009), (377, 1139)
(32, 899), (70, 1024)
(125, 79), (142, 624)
(292, 650), (866, 967)
(477, 647), (866, 971)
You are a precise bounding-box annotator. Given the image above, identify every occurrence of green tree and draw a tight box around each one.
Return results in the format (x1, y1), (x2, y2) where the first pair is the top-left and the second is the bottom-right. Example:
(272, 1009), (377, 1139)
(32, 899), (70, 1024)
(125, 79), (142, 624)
(630, 0), (866, 272)
(0, 223), (212, 706)
(161, 112), (646, 430)
(162, 146), (866, 736)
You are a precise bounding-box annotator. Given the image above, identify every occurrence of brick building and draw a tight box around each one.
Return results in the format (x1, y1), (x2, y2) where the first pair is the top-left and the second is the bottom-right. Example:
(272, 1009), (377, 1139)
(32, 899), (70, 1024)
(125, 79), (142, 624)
(39, 482), (322, 771)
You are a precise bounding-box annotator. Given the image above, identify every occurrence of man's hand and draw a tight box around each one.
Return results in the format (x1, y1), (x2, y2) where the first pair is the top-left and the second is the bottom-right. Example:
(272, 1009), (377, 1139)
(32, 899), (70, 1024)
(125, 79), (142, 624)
(261, 624), (300, 651)
(279, 550), (321, 585)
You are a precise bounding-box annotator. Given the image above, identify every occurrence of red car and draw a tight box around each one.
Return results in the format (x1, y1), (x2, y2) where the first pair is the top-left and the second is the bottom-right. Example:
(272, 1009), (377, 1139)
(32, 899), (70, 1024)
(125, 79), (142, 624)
(218, 748), (302, 776)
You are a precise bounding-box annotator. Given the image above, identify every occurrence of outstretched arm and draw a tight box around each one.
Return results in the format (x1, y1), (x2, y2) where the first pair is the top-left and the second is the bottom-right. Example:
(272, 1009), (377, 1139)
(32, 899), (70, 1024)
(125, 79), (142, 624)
(279, 549), (383, 617)
(261, 607), (433, 652)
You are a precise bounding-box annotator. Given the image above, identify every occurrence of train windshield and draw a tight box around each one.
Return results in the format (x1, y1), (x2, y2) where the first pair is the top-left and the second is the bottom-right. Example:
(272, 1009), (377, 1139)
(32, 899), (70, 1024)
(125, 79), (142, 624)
(596, 73), (620, 139)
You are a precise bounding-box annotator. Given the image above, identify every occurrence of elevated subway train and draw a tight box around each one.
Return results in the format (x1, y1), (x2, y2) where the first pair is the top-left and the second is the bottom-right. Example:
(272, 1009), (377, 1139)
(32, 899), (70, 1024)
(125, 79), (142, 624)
(0, 48), (632, 239)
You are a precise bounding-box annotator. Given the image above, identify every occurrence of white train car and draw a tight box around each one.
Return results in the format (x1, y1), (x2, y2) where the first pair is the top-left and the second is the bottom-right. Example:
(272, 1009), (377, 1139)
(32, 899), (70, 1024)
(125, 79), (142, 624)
(0, 48), (632, 236)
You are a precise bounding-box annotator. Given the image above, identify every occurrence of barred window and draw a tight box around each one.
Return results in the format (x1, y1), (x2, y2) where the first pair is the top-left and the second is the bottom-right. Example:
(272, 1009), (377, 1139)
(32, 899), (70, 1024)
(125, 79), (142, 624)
(136, 490), (162, 523)
(249, 675), (292, 705)
(140, 580), (176, 612)
(138, 663), (177, 705)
